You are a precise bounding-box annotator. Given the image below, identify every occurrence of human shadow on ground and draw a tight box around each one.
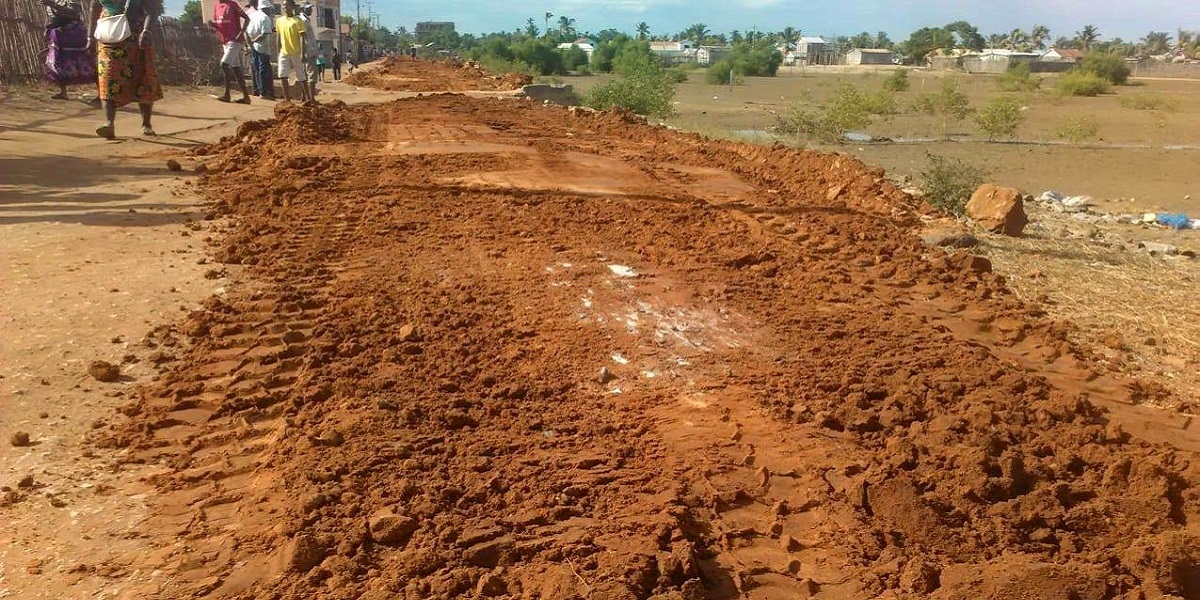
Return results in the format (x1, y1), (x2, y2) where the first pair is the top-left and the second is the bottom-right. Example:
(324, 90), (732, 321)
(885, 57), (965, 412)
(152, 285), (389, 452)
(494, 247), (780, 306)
(0, 154), (202, 226)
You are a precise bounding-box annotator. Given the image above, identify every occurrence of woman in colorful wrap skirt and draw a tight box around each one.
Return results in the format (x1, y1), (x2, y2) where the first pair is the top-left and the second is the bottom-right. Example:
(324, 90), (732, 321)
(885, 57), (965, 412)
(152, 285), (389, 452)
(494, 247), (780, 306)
(41, 0), (96, 100)
(86, 0), (164, 139)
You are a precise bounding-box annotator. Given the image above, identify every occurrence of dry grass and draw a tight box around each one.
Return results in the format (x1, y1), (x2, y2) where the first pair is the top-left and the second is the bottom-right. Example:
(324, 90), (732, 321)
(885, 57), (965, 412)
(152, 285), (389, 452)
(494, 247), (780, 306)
(979, 207), (1200, 403)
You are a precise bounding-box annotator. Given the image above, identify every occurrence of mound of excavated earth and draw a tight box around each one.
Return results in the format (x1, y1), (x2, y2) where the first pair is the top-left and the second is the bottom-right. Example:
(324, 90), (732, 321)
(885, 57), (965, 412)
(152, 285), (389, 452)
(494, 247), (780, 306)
(343, 57), (533, 92)
(101, 96), (1200, 600)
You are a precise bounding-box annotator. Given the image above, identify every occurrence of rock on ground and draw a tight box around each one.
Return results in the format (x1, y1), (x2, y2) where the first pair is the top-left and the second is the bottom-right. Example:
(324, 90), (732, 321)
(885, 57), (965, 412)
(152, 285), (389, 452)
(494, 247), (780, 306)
(967, 184), (1028, 236)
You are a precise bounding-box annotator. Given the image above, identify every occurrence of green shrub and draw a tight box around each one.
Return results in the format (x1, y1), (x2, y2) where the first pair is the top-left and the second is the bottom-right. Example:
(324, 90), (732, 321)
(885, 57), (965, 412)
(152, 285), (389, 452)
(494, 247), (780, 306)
(776, 84), (878, 142)
(1081, 52), (1131, 85)
(912, 80), (972, 138)
(478, 56), (536, 78)
(704, 42), (783, 84)
(666, 66), (690, 83)
(975, 95), (1024, 141)
(1118, 93), (1180, 111)
(861, 89), (898, 115)
(997, 63), (1041, 92)
(1057, 70), (1110, 96)
(1054, 115), (1100, 143)
(706, 59), (740, 84)
(881, 69), (911, 92)
(562, 46), (590, 71)
(584, 61), (677, 117)
(576, 64), (592, 76)
(921, 153), (987, 216)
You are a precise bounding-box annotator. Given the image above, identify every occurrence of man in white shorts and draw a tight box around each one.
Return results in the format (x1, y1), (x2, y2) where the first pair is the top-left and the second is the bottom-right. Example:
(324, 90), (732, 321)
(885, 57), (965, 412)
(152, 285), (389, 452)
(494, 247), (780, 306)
(275, 0), (311, 102)
(208, 0), (252, 104)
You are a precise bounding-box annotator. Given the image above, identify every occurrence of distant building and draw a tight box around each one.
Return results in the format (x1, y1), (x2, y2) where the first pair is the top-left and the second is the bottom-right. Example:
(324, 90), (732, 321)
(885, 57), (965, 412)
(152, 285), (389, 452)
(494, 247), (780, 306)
(557, 38), (597, 61)
(696, 45), (731, 66)
(415, 21), (455, 43)
(965, 49), (1041, 74)
(649, 40), (695, 65)
(845, 48), (894, 65)
(798, 36), (837, 65)
(1041, 48), (1084, 63)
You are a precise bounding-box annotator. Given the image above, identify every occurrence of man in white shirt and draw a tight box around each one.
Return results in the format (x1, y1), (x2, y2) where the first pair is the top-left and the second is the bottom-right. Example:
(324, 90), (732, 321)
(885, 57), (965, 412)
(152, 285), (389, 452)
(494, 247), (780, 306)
(299, 2), (318, 99)
(244, 0), (275, 100)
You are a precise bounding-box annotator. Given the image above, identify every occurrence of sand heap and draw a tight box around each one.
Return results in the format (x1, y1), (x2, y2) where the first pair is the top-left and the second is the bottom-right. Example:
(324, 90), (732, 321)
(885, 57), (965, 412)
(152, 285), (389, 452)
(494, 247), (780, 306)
(343, 57), (533, 92)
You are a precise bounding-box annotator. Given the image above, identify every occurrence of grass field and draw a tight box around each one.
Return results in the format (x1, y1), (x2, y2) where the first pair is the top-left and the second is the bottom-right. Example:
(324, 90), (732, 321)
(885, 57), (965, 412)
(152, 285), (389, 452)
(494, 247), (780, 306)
(556, 67), (1200, 215)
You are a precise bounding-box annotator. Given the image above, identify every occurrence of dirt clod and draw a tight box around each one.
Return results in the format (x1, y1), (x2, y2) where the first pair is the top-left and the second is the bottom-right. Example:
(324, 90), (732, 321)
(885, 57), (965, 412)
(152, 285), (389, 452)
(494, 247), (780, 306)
(87, 360), (120, 382)
(367, 510), (418, 546)
(166, 159), (182, 172)
(9, 432), (31, 447)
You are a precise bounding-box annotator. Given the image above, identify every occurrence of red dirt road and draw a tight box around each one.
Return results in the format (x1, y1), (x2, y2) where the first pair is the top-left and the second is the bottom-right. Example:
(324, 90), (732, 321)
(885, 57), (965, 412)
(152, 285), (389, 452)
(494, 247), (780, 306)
(343, 57), (533, 92)
(100, 97), (1200, 599)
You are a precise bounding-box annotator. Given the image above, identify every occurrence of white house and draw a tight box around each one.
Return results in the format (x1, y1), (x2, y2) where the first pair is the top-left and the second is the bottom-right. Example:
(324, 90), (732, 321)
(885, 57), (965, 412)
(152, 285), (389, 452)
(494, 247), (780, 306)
(1041, 48), (1084, 63)
(557, 37), (597, 61)
(845, 48), (894, 65)
(696, 45), (731, 66)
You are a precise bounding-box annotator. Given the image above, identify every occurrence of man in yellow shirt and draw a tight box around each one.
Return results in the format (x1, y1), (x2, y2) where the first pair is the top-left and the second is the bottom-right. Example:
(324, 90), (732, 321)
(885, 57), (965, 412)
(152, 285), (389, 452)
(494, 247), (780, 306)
(274, 0), (310, 102)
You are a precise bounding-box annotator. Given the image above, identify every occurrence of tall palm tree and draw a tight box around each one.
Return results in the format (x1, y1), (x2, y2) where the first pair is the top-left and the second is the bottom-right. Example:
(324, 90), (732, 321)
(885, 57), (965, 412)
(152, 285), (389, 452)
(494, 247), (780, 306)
(636, 21), (650, 40)
(988, 33), (1006, 48)
(1076, 25), (1100, 52)
(1030, 24), (1050, 50)
(558, 16), (576, 37)
(1007, 28), (1029, 51)
(1142, 31), (1172, 55)
(780, 26), (798, 46)
(684, 23), (709, 44)
(543, 12), (552, 38)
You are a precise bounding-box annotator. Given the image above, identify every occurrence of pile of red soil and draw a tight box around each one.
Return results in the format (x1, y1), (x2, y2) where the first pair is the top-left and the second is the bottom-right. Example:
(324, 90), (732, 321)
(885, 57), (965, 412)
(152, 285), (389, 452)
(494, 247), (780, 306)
(103, 95), (1200, 600)
(343, 57), (533, 92)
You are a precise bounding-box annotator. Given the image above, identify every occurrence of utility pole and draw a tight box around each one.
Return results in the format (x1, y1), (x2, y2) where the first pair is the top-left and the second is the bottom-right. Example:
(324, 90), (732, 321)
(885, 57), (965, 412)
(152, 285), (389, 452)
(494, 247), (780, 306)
(355, 0), (361, 62)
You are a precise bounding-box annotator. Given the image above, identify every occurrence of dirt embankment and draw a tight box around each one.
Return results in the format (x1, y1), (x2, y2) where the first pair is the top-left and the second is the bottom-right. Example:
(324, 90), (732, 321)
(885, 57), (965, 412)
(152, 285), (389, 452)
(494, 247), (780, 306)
(97, 97), (1200, 600)
(343, 57), (533, 92)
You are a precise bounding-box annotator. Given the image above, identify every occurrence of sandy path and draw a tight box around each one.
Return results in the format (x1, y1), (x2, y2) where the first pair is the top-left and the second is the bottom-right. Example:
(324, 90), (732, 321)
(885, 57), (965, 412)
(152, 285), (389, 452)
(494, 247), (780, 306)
(0, 82), (399, 598)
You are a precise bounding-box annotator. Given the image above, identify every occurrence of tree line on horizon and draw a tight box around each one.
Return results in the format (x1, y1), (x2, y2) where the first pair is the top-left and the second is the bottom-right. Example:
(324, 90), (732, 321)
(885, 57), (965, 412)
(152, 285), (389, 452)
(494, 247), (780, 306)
(175, 1), (1200, 65)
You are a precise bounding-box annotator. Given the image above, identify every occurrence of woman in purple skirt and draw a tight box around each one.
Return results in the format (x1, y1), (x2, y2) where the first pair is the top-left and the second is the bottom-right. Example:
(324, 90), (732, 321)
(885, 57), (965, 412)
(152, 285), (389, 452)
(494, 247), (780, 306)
(41, 0), (96, 100)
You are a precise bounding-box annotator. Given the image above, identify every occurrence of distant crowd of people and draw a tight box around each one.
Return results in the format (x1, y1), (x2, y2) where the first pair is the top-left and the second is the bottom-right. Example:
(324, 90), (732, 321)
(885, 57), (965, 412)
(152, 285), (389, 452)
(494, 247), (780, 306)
(41, 0), (356, 139)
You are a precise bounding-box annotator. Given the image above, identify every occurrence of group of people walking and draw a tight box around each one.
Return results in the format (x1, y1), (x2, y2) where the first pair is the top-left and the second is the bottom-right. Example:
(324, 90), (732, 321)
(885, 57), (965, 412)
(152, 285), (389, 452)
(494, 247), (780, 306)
(40, 0), (353, 139)
(42, 0), (163, 139)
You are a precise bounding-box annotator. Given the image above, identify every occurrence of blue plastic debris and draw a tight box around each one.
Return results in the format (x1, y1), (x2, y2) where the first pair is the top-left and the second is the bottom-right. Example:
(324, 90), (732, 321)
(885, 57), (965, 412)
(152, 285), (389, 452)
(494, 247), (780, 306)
(1156, 213), (1191, 230)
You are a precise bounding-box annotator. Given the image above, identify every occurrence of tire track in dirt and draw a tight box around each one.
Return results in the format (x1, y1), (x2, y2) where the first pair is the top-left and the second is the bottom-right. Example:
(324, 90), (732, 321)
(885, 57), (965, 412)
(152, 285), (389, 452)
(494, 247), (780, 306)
(97, 97), (1200, 600)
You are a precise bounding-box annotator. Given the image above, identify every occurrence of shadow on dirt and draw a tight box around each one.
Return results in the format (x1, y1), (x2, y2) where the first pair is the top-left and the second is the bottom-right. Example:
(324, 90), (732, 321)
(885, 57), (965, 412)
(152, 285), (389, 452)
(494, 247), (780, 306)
(0, 155), (200, 226)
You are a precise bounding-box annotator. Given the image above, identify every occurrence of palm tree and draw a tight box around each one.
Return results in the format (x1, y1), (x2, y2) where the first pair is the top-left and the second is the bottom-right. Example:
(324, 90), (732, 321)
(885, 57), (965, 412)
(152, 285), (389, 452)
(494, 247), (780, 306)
(543, 12), (552, 38)
(988, 33), (1006, 48)
(1142, 31), (1172, 55)
(557, 16), (576, 37)
(1030, 24), (1050, 50)
(730, 30), (743, 44)
(780, 26), (798, 46)
(1076, 25), (1100, 52)
(636, 21), (650, 40)
(1007, 28), (1029, 51)
(683, 23), (709, 44)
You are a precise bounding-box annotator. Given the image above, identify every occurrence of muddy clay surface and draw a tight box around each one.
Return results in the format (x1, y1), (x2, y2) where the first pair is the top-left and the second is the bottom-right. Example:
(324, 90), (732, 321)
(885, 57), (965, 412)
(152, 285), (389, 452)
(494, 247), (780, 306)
(343, 57), (533, 92)
(95, 96), (1200, 600)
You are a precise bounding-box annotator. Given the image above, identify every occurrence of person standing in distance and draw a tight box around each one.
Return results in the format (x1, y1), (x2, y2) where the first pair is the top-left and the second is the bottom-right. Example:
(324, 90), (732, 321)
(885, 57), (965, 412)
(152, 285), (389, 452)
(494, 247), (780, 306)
(274, 0), (309, 102)
(208, 0), (251, 104)
(244, 0), (274, 100)
(297, 2), (318, 100)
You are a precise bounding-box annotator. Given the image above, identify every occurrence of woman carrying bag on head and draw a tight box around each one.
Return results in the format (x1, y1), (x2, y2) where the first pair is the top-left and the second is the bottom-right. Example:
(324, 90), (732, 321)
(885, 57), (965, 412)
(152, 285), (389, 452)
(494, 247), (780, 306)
(86, 0), (164, 139)
(40, 0), (97, 101)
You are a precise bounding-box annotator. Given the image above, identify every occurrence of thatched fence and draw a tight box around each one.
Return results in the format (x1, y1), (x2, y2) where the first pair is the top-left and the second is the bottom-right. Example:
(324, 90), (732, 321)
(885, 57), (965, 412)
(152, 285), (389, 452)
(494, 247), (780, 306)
(0, 0), (221, 85)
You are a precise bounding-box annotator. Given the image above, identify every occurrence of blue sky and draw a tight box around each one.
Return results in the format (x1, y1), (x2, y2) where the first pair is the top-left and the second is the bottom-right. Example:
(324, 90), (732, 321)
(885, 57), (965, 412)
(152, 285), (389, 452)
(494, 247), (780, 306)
(166, 0), (1200, 42)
